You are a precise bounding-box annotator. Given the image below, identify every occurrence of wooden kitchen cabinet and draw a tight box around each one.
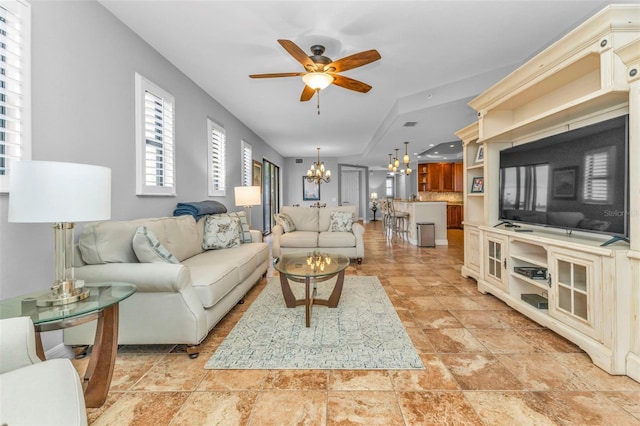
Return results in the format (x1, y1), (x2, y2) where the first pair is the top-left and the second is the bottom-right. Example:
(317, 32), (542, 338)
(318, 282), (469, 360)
(417, 163), (429, 192)
(425, 162), (463, 192)
(447, 204), (463, 228)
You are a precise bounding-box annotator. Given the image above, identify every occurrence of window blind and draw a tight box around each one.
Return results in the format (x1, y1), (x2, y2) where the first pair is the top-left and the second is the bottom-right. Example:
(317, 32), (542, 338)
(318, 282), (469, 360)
(583, 148), (612, 204)
(241, 140), (252, 186)
(0, 1), (29, 191)
(208, 119), (225, 196)
(144, 90), (174, 188)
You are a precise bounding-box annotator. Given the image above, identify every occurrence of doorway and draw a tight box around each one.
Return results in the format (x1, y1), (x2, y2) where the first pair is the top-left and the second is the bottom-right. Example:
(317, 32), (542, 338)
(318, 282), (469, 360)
(338, 164), (369, 222)
(262, 159), (280, 235)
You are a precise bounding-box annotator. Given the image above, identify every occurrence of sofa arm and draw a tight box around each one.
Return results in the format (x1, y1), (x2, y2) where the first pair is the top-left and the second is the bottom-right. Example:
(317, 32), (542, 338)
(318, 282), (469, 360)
(75, 263), (192, 293)
(250, 229), (263, 243)
(0, 317), (41, 374)
(271, 224), (284, 258)
(352, 222), (365, 259)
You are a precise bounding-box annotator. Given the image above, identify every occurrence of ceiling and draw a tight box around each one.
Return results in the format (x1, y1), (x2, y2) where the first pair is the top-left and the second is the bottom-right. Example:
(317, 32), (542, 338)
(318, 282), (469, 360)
(98, 0), (618, 170)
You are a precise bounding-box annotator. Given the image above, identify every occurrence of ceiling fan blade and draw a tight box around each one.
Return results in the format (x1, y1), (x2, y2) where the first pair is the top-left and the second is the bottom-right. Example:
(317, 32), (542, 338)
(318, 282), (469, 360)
(300, 85), (316, 102)
(278, 39), (315, 70)
(326, 49), (381, 73)
(331, 75), (373, 93)
(249, 72), (305, 78)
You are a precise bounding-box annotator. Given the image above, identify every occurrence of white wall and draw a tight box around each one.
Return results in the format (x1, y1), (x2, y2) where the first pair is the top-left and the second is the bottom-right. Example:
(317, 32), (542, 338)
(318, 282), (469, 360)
(0, 0), (283, 350)
(282, 156), (339, 207)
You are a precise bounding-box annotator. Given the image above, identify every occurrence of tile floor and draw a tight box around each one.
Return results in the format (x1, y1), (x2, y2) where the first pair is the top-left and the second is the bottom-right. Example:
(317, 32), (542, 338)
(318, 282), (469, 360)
(75, 222), (640, 425)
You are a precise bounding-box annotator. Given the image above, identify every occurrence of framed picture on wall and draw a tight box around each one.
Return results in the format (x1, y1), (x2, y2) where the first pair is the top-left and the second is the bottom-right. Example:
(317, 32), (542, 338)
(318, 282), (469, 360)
(252, 160), (262, 189)
(552, 167), (577, 199)
(302, 177), (320, 201)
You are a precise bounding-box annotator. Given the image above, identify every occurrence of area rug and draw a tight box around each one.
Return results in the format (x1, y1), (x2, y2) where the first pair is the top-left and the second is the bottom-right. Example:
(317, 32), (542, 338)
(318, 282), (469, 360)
(205, 275), (424, 370)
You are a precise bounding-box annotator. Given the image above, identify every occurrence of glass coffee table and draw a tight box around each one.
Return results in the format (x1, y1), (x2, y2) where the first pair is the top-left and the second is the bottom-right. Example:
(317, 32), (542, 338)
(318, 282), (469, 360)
(0, 282), (136, 408)
(274, 252), (350, 327)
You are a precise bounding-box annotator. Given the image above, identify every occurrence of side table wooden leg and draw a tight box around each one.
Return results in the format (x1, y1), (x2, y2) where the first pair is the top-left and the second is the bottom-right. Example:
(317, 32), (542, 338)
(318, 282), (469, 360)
(83, 304), (119, 408)
(35, 331), (46, 361)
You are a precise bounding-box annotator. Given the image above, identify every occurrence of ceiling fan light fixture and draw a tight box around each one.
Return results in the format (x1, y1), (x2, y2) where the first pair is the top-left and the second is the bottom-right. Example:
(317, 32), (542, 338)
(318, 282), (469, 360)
(302, 72), (334, 90)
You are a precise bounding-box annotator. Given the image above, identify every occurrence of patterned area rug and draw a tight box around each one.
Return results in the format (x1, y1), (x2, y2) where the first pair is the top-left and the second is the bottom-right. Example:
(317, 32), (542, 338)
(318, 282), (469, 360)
(205, 276), (424, 369)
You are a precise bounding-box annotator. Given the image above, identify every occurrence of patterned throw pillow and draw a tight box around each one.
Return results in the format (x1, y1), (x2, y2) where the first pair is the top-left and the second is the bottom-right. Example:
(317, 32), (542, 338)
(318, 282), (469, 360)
(274, 213), (296, 233)
(216, 211), (251, 243)
(329, 211), (353, 232)
(132, 226), (180, 264)
(203, 215), (242, 250)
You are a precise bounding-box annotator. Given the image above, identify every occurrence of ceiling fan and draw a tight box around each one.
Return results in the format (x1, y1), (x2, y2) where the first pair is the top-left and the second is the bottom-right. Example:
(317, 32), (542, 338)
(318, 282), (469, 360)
(249, 39), (381, 109)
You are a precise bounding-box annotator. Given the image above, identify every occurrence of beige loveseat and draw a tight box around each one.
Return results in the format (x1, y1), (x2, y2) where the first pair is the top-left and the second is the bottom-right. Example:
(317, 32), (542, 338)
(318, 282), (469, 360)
(271, 205), (365, 264)
(63, 214), (269, 357)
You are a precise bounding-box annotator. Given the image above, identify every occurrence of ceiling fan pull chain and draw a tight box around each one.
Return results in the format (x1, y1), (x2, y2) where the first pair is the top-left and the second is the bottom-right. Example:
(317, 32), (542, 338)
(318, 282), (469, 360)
(316, 89), (321, 115)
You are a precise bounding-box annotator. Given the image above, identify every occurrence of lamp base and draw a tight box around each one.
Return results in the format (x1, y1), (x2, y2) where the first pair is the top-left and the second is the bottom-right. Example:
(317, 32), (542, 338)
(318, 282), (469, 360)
(36, 281), (90, 307)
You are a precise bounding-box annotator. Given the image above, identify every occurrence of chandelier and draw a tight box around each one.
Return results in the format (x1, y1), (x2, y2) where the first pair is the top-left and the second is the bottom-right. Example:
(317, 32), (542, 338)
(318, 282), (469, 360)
(386, 142), (412, 175)
(306, 147), (331, 184)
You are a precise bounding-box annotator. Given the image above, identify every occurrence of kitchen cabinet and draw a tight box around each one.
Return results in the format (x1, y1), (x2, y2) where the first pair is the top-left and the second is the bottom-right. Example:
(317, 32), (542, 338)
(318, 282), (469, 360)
(424, 162), (462, 192)
(447, 205), (463, 229)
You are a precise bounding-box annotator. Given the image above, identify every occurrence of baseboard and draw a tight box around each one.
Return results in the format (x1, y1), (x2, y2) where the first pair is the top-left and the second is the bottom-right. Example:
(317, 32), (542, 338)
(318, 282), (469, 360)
(626, 352), (640, 383)
(45, 343), (74, 360)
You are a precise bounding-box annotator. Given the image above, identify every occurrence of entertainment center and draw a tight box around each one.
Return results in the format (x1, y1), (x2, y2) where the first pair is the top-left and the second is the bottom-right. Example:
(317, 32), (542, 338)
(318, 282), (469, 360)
(457, 4), (640, 382)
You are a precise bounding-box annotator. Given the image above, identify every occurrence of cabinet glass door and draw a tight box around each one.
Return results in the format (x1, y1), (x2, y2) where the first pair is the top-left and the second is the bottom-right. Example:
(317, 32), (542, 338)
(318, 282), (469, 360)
(484, 234), (508, 291)
(557, 260), (588, 320)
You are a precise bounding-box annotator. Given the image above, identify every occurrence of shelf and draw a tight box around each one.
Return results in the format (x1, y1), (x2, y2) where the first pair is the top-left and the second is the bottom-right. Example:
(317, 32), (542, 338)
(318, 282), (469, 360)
(511, 253), (548, 268)
(511, 272), (549, 291)
(467, 193), (484, 197)
(466, 164), (484, 170)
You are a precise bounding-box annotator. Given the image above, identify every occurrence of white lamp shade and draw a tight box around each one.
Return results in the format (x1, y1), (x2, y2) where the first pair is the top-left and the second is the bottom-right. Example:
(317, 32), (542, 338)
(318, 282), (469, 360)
(234, 186), (261, 207)
(8, 160), (112, 223)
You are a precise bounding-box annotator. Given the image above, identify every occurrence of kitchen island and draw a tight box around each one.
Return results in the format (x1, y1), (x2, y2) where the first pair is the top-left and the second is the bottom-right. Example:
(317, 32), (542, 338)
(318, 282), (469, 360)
(393, 201), (448, 246)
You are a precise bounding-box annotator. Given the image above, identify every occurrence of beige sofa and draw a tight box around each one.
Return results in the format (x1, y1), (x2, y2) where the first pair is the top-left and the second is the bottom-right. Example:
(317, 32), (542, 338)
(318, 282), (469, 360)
(63, 215), (269, 357)
(271, 205), (365, 264)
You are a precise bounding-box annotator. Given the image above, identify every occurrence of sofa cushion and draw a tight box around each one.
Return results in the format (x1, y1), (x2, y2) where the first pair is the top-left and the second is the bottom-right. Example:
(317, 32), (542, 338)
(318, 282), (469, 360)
(79, 216), (201, 264)
(319, 206), (357, 231)
(279, 231), (319, 248)
(182, 252), (240, 308)
(329, 211), (353, 232)
(318, 231), (356, 248)
(132, 226), (180, 264)
(274, 212), (296, 233)
(281, 206), (319, 232)
(203, 215), (242, 250)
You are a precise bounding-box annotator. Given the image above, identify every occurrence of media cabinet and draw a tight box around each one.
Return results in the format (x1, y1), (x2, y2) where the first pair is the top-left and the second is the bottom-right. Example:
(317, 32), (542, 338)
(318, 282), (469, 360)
(457, 4), (640, 381)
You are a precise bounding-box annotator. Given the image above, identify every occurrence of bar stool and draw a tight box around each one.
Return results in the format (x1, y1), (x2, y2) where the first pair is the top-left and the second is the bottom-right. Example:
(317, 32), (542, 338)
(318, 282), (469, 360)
(387, 199), (409, 241)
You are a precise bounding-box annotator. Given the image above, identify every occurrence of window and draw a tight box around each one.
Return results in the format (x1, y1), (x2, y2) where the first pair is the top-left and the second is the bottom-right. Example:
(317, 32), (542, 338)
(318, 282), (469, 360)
(208, 118), (225, 196)
(385, 177), (393, 198)
(135, 73), (175, 196)
(240, 140), (252, 186)
(1, 0), (30, 193)
(583, 146), (614, 204)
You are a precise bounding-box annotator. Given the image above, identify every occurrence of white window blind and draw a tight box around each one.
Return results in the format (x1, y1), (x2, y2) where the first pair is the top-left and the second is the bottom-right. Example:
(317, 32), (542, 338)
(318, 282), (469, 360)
(583, 146), (614, 204)
(1, 0), (30, 193)
(241, 140), (252, 186)
(135, 73), (175, 196)
(208, 118), (225, 196)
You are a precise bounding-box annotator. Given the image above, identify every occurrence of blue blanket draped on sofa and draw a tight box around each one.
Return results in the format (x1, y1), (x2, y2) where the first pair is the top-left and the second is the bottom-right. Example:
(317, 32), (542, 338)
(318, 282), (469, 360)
(173, 200), (227, 220)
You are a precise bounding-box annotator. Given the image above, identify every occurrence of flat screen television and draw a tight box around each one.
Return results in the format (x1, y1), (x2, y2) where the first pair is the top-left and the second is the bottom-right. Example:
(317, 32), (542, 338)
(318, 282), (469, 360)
(498, 114), (629, 245)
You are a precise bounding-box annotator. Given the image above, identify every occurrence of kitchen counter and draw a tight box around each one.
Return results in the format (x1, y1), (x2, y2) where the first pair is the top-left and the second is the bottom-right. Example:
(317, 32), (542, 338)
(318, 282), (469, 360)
(393, 201), (448, 246)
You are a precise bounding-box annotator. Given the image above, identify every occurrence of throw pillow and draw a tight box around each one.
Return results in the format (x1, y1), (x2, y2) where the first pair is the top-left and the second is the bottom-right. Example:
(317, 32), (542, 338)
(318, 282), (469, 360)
(329, 211), (353, 232)
(203, 215), (242, 250)
(274, 213), (296, 233)
(132, 226), (180, 264)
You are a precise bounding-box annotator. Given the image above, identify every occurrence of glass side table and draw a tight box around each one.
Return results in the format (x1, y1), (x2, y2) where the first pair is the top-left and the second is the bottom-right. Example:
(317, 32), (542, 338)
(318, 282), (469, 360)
(0, 282), (136, 408)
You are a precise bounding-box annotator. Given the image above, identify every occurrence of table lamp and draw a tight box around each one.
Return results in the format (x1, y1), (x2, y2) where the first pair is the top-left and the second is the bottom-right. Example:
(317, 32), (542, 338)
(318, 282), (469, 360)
(234, 185), (261, 228)
(8, 160), (111, 306)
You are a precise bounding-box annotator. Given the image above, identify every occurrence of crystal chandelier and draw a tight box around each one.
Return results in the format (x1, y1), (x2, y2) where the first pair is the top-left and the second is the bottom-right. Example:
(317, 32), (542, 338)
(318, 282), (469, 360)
(306, 147), (331, 184)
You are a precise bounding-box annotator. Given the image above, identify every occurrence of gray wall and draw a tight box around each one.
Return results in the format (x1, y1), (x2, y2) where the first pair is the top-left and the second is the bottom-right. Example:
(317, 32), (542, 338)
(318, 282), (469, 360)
(0, 1), (283, 350)
(282, 156), (339, 207)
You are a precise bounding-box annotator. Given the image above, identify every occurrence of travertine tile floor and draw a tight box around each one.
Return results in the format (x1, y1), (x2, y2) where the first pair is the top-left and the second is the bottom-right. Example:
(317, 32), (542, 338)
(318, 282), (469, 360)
(74, 223), (640, 425)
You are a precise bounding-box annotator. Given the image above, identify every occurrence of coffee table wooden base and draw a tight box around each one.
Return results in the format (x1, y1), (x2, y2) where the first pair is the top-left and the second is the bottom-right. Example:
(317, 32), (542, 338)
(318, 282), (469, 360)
(279, 270), (346, 327)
